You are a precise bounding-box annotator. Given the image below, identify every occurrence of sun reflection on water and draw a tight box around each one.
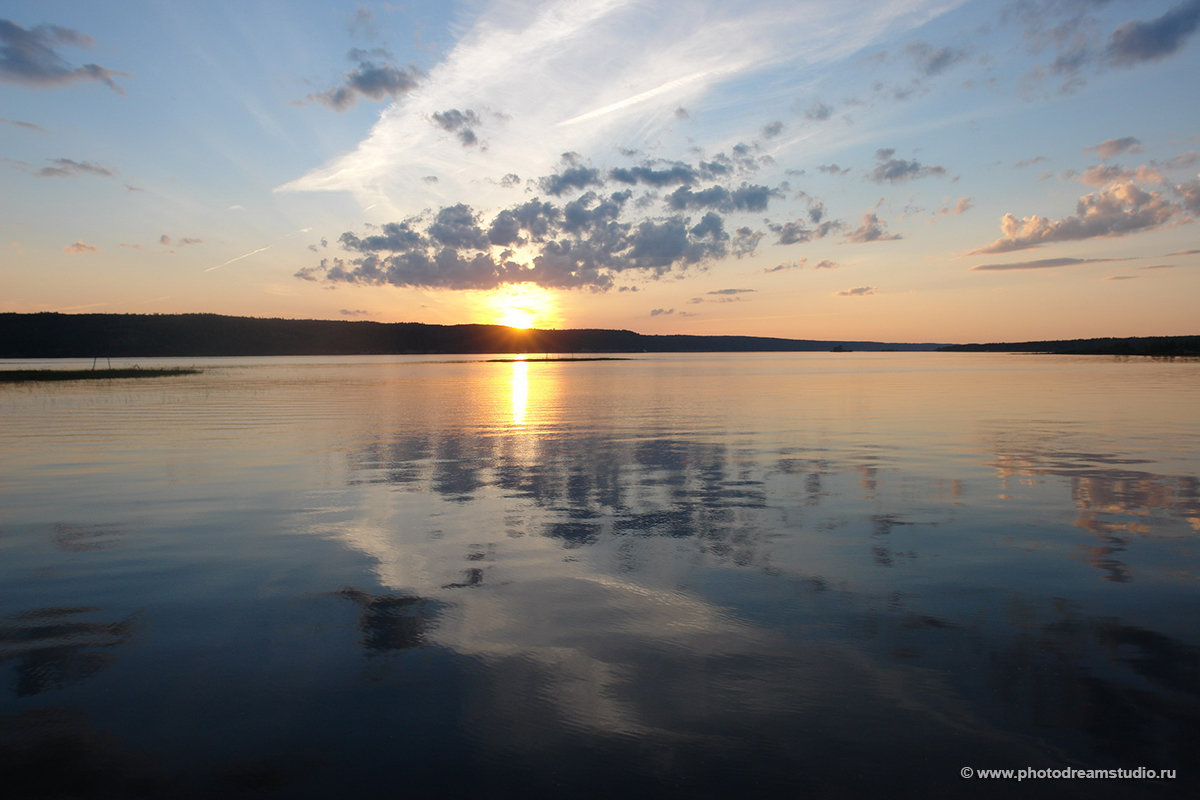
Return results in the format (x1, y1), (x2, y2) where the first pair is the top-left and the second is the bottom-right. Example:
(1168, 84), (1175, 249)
(510, 359), (529, 426)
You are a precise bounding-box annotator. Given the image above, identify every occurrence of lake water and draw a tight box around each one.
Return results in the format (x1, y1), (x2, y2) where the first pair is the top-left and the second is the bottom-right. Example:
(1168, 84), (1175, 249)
(2, 353), (1197, 798)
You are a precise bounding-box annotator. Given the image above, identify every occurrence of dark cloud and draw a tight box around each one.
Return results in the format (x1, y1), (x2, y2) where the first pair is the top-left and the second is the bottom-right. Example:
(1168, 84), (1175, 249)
(499, 173), (521, 188)
(813, 259), (839, 269)
(707, 288), (755, 295)
(650, 308), (674, 316)
(340, 308), (370, 316)
(970, 256), (1126, 271)
(539, 165), (603, 196)
(608, 162), (697, 187)
(423, 175), (439, 184)
(674, 106), (690, 119)
(760, 120), (785, 139)
(837, 286), (875, 296)
(905, 41), (968, 76)
(427, 204), (490, 250)
(817, 164), (850, 175)
(769, 216), (840, 245)
(305, 191), (736, 292)
(666, 183), (780, 213)
(970, 182), (1181, 254)
(1106, 0), (1200, 65)
(308, 49), (423, 110)
(870, 148), (947, 183)
(35, 158), (114, 178)
(1085, 136), (1141, 159)
(844, 213), (900, 243)
(0, 19), (126, 93)
(431, 108), (480, 147)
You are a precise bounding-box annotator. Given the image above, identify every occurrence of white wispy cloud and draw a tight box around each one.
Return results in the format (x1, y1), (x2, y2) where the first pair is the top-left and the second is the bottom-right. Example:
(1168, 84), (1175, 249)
(280, 0), (964, 216)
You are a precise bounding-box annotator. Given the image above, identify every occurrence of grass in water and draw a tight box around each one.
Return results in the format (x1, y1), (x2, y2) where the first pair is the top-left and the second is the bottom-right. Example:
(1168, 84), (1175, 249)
(0, 368), (201, 383)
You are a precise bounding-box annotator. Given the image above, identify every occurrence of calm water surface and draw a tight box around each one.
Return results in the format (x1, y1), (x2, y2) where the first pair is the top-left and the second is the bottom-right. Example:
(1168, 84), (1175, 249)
(1, 353), (1198, 798)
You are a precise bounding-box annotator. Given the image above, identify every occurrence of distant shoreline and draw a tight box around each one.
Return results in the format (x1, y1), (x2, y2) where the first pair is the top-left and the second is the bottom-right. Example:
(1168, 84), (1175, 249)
(939, 336), (1200, 357)
(0, 312), (944, 357)
(0, 368), (201, 383)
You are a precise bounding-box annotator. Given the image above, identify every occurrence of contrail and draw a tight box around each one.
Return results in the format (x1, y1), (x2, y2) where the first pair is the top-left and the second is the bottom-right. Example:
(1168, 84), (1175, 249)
(205, 246), (270, 272)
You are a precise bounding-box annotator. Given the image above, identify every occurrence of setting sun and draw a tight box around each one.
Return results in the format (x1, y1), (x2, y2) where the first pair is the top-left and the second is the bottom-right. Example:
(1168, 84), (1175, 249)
(485, 284), (561, 329)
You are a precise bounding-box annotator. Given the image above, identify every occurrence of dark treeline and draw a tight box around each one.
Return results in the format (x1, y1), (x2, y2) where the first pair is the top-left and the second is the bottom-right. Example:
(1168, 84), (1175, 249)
(0, 313), (944, 358)
(940, 336), (1200, 356)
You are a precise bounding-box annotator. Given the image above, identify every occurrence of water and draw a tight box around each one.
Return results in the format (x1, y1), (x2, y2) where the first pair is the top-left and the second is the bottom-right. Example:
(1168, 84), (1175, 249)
(1, 353), (1197, 798)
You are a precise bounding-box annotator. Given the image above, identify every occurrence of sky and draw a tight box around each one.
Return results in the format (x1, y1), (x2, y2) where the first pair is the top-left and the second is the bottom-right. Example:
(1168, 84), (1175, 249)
(2, 0), (1199, 342)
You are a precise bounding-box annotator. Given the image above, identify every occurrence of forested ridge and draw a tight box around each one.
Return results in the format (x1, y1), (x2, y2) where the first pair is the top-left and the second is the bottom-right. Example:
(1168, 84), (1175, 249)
(0, 313), (943, 357)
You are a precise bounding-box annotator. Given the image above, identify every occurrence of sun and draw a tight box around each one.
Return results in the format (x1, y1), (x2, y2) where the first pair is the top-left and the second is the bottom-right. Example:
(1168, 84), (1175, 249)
(500, 305), (536, 329)
(485, 283), (561, 329)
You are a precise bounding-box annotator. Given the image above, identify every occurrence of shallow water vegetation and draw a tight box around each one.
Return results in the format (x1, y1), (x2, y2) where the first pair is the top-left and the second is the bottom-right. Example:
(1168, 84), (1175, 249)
(0, 368), (201, 383)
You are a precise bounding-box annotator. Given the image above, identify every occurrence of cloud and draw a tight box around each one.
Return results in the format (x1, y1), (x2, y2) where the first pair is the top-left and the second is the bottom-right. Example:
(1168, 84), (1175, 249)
(282, 0), (963, 210)
(35, 158), (114, 178)
(813, 259), (838, 269)
(936, 197), (973, 216)
(844, 213), (900, 243)
(1085, 136), (1142, 159)
(764, 259), (805, 273)
(707, 288), (754, 295)
(159, 234), (202, 247)
(431, 108), (481, 147)
(769, 216), (840, 244)
(666, 183), (780, 213)
(63, 240), (97, 254)
(650, 308), (674, 316)
(301, 177), (744, 291)
(1106, 0), (1200, 66)
(0, 19), (126, 93)
(760, 120), (784, 139)
(804, 101), (833, 121)
(836, 286), (875, 296)
(340, 308), (370, 316)
(1104, 275), (1138, 280)
(608, 162), (697, 187)
(905, 41), (968, 76)
(1176, 178), (1200, 213)
(970, 256), (1127, 271)
(1161, 150), (1198, 170)
(817, 164), (850, 175)
(1079, 164), (1162, 186)
(869, 148), (947, 183)
(970, 182), (1182, 254)
(0, 117), (47, 133)
(1014, 155), (1048, 168)
(1166, 248), (1200, 256)
(306, 48), (423, 110)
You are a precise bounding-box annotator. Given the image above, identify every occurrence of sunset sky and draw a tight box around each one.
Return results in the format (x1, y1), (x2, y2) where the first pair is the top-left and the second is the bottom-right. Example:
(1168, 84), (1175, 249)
(3, 0), (1199, 342)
